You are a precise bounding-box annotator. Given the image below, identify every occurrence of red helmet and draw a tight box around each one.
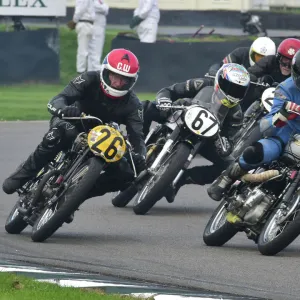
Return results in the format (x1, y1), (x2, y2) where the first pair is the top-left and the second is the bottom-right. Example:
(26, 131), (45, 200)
(276, 38), (300, 60)
(100, 48), (139, 98)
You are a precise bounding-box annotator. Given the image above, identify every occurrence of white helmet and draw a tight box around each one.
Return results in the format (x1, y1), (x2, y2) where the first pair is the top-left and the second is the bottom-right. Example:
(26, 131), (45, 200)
(249, 37), (276, 66)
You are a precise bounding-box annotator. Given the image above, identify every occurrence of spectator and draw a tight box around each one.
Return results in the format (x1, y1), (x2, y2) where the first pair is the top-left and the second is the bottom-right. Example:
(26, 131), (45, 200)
(89, 0), (109, 71)
(68, 0), (95, 74)
(129, 0), (160, 43)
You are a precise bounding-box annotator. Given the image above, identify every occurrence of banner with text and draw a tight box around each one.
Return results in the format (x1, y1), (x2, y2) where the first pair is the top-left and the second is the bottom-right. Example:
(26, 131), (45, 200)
(0, 0), (67, 16)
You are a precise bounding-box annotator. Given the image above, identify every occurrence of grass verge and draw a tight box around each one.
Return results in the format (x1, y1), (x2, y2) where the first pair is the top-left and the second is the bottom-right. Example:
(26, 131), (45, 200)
(0, 272), (139, 300)
(0, 84), (155, 120)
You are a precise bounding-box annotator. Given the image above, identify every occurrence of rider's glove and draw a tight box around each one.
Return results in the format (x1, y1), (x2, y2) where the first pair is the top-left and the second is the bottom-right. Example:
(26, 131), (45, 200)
(284, 101), (300, 114)
(272, 101), (299, 127)
(156, 97), (172, 111)
(215, 136), (232, 157)
(132, 153), (146, 174)
(58, 106), (81, 118)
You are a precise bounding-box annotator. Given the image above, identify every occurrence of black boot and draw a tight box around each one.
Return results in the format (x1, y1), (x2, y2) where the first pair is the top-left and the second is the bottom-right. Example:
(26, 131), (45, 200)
(164, 174), (195, 203)
(2, 144), (57, 195)
(207, 162), (247, 202)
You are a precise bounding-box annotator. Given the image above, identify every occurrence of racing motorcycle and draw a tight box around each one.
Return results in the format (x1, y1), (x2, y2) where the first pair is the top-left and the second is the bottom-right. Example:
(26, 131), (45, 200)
(203, 120), (300, 256)
(231, 87), (275, 158)
(111, 112), (176, 208)
(5, 151), (66, 235)
(127, 86), (233, 215)
(26, 115), (136, 242)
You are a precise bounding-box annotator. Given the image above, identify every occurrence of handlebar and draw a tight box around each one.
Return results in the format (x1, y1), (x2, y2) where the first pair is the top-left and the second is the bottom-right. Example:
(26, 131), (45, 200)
(62, 113), (103, 125)
(204, 73), (270, 87)
(156, 104), (187, 110)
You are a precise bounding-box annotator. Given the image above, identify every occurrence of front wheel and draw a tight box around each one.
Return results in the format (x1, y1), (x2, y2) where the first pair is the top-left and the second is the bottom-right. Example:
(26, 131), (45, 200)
(31, 157), (105, 242)
(257, 193), (300, 256)
(133, 142), (191, 215)
(203, 200), (238, 246)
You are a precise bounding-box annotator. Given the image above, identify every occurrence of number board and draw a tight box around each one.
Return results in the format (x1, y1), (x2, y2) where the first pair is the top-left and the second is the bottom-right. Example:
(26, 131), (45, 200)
(87, 125), (126, 163)
(184, 106), (219, 137)
(261, 87), (275, 112)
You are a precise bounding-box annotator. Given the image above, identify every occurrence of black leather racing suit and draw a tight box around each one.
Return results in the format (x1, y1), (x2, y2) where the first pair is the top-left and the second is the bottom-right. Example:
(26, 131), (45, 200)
(209, 47), (250, 76)
(3, 72), (146, 197)
(222, 47), (251, 68)
(143, 78), (243, 193)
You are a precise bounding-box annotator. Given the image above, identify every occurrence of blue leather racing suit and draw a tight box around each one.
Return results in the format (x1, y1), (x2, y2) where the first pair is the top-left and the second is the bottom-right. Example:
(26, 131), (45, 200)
(239, 77), (300, 170)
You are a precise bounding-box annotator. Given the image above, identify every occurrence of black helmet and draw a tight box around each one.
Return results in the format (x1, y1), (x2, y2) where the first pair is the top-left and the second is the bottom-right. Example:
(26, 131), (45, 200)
(291, 49), (300, 89)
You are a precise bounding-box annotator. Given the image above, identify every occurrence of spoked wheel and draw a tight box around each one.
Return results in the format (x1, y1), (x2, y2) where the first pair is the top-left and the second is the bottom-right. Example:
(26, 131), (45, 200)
(203, 200), (238, 246)
(258, 193), (300, 256)
(133, 142), (191, 215)
(31, 157), (105, 242)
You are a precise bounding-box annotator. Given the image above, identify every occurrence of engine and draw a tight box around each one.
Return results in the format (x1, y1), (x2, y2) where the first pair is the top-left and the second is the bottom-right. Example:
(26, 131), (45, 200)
(229, 187), (274, 225)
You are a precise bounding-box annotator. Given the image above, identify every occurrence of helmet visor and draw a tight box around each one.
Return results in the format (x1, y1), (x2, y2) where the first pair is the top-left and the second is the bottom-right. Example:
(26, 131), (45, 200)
(103, 69), (135, 91)
(219, 75), (249, 103)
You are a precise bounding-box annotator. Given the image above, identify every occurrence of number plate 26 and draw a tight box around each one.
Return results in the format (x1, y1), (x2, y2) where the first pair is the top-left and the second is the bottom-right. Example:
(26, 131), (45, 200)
(87, 125), (126, 163)
(184, 106), (219, 137)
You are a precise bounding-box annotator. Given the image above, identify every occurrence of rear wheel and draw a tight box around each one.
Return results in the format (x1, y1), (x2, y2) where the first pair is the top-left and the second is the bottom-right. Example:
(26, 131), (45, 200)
(31, 157), (105, 242)
(5, 197), (29, 234)
(111, 185), (138, 207)
(258, 193), (300, 256)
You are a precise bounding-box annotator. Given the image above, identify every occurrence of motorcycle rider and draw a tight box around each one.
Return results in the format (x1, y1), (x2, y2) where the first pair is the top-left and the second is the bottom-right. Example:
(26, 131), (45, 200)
(208, 36), (276, 76)
(238, 37), (300, 111)
(145, 63), (251, 203)
(2, 49), (146, 204)
(207, 49), (300, 202)
(224, 36), (275, 68)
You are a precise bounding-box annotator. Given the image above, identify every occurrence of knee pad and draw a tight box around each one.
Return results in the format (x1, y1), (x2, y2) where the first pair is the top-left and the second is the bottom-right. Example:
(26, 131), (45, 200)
(242, 142), (264, 164)
(63, 122), (79, 144)
(42, 127), (62, 148)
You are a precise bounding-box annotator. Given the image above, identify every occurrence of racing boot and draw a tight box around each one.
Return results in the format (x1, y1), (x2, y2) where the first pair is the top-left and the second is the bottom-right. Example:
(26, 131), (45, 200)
(2, 143), (58, 195)
(164, 173), (195, 203)
(207, 162), (247, 202)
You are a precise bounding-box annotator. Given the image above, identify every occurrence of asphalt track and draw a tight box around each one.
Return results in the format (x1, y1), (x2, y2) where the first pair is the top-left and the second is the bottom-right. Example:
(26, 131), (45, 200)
(1, 121), (300, 300)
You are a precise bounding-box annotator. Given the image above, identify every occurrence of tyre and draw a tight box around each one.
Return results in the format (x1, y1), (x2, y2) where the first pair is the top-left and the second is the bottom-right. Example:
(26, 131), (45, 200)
(31, 157), (105, 242)
(232, 123), (261, 158)
(133, 142), (191, 215)
(5, 199), (28, 234)
(258, 193), (300, 256)
(112, 138), (164, 208)
(111, 185), (138, 207)
(203, 200), (238, 246)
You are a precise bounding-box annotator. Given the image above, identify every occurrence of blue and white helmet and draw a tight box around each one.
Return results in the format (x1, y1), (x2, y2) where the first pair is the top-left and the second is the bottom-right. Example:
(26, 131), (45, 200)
(214, 63), (251, 107)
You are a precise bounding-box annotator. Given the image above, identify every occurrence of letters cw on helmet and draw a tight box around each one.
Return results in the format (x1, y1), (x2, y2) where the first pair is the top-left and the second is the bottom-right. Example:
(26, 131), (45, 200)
(117, 62), (131, 73)
(100, 48), (140, 98)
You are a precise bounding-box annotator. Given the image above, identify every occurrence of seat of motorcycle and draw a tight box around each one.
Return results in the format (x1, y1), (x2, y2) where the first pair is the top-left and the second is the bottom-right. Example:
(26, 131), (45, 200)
(192, 86), (214, 105)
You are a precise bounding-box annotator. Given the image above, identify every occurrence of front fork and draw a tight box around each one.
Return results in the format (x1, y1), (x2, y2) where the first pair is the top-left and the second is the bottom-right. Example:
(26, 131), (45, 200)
(134, 127), (180, 186)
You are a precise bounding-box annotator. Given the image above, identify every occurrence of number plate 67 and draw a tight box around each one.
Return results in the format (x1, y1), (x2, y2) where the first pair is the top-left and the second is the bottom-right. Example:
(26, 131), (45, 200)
(184, 106), (219, 137)
(87, 125), (126, 162)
